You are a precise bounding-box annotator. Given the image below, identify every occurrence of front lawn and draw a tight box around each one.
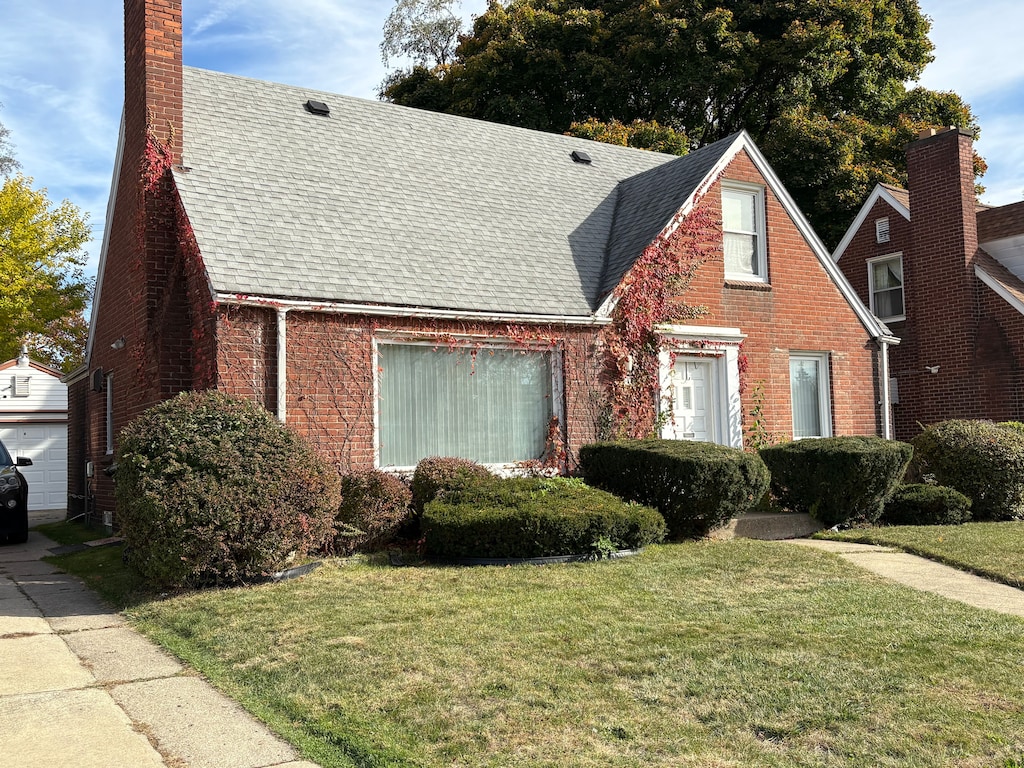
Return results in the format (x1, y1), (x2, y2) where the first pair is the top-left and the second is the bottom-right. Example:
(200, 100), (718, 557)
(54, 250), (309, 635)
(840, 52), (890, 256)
(109, 540), (1024, 767)
(819, 521), (1024, 588)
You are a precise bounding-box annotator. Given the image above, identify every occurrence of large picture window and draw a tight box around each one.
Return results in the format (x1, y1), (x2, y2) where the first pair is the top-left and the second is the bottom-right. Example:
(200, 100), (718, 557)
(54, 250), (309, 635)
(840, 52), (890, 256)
(868, 254), (905, 322)
(789, 353), (832, 439)
(377, 342), (555, 468)
(722, 182), (767, 281)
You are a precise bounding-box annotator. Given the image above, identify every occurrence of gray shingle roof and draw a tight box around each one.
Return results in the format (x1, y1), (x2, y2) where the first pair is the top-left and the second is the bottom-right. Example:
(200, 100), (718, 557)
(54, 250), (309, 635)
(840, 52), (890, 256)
(174, 67), (736, 317)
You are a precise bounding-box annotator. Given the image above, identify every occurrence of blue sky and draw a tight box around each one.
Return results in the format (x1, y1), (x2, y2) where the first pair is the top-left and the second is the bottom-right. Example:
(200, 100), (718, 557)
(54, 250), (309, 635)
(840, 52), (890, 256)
(1, 0), (1021, 280)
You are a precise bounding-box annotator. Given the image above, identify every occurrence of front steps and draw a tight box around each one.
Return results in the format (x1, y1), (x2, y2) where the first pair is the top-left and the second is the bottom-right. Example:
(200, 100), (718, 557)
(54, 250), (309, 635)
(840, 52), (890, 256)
(709, 512), (822, 541)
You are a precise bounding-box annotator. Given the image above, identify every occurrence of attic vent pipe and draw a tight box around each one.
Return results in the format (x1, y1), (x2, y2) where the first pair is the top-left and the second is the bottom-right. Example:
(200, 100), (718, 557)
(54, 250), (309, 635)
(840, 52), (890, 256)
(305, 100), (330, 116)
(571, 150), (592, 164)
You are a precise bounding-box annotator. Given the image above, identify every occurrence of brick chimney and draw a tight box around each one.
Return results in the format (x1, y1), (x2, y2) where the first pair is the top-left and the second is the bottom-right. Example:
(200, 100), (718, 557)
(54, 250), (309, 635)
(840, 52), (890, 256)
(123, 0), (183, 160)
(902, 126), (981, 423)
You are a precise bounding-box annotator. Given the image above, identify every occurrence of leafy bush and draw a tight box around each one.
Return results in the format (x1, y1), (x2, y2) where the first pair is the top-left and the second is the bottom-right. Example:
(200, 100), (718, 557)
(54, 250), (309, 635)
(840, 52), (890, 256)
(759, 436), (912, 527)
(881, 484), (972, 526)
(911, 420), (1024, 520)
(115, 391), (340, 589)
(423, 476), (666, 559)
(578, 439), (769, 539)
(335, 470), (412, 554)
(410, 456), (492, 514)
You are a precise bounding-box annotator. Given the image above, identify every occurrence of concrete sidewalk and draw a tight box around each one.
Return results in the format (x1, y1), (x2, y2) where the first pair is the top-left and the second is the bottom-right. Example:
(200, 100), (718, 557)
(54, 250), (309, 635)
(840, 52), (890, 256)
(0, 513), (320, 768)
(790, 538), (1024, 617)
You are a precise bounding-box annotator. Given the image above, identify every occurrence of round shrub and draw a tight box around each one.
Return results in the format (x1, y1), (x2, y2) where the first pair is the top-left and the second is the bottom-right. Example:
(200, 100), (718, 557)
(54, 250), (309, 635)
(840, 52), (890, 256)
(410, 456), (492, 514)
(759, 436), (912, 527)
(881, 484), (972, 526)
(335, 469), (412, 554)
(115, 391), (340, 589)
(423, 477), (666, 560)
(911, 420), (1024, 520)
(578, 439), (769, 539)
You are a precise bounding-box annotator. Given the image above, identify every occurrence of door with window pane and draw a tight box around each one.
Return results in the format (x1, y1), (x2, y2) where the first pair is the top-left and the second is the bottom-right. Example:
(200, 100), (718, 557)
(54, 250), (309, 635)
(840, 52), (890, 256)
(666, 359), (713, 442)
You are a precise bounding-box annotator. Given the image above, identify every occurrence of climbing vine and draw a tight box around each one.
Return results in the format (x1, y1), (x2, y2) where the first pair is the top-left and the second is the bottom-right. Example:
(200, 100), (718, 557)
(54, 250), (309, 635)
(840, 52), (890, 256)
(602, 196), (720, 437)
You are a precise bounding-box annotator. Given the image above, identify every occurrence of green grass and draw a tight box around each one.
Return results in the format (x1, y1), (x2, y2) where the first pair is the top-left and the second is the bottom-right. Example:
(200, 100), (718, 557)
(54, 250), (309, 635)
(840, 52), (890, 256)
(819, 521), (1024, 589)
(111, 541), (1024, 768)
(38, 520), (146, 608)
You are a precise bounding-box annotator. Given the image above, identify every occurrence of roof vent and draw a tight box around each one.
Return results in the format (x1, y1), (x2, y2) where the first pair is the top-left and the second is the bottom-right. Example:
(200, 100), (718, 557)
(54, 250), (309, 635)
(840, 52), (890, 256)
(570, 150), (592, 165)
(304, 100), (330, 116)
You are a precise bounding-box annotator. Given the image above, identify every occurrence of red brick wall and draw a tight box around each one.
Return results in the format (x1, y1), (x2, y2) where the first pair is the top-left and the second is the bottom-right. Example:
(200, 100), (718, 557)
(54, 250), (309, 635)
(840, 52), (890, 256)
(685, 150), (881, 439)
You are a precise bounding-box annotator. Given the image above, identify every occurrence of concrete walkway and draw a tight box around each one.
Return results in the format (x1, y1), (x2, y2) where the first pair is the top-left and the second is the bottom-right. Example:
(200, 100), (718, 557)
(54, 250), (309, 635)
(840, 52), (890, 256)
(791, 538), (1024, 617)
(0, 513), (320, 768)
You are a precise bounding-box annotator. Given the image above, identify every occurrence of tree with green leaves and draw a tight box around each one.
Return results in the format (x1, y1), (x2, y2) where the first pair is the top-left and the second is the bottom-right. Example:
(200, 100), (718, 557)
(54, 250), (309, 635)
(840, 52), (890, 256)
(381, 0), (981, 246)
(0, 175), (91, 371)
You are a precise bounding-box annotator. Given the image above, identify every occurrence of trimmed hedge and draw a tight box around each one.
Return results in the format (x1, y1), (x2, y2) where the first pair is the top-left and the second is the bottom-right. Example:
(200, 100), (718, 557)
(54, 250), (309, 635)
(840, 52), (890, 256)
(911, 420), (1024, 520)
(410, 456), (492, 515)
(335, 470), (412, 554)
(578, 439), (769, 539)
(423, 477), (666, 560)
(760, 436), (912, 527)
(881, 484), (972, 526)
(115, 391), (340, 589)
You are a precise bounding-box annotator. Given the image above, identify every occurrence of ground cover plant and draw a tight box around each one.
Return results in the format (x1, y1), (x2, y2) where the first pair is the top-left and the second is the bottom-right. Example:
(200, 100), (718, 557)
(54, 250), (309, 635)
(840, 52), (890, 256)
(125, 540), (1024, 767)
(821, 520), (1024, 589)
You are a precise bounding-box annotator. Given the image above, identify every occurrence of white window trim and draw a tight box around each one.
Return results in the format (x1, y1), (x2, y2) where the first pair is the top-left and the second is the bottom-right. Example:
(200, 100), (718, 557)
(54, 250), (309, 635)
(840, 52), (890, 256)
(372, 335), (564, 473)
(789, 352), (832, 439)
(105, 373), (114, 455)
(867, 252), (905, 322)
(722, 181), (768, 283)
(657, 326), (745, 448)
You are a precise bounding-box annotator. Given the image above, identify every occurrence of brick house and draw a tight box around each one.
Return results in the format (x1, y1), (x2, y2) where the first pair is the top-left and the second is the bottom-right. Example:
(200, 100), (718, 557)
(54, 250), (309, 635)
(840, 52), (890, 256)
(833, 126), (1024, 441)
(65, 0), (893, 521)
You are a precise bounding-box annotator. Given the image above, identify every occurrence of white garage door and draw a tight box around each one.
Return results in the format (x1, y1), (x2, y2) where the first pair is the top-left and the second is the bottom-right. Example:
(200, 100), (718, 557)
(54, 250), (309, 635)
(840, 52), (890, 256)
(0, 423), (68, 511)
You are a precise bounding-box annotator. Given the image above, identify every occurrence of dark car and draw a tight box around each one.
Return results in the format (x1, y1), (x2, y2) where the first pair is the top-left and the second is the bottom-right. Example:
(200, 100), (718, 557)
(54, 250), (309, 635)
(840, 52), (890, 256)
(0, 438), (32, 545)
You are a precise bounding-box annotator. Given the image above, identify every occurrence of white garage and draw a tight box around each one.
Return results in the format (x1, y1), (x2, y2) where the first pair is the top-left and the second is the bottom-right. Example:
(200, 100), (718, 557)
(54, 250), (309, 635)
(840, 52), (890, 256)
(0, 350), (68, 512)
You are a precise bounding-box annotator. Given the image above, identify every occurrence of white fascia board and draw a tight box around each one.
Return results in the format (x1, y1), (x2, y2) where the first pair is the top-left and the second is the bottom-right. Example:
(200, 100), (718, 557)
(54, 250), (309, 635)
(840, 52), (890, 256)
(83, 110), (127, 368)
(976, 264), (1024, 317)
(832, 185), (911, 263)
(217, 293), (608, 326)
(657, 324), (746, 345)
(595, 133), (750, 320)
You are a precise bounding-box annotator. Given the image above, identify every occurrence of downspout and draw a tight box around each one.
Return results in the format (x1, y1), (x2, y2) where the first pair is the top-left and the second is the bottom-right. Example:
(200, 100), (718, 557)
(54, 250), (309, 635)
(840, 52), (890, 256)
(879, 338), (893, 440)
(277, 308), (288, 422)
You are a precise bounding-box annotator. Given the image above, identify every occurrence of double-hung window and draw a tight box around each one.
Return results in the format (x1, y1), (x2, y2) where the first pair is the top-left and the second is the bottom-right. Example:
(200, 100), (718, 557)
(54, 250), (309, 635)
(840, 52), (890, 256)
(377, 342), (556, 468)
(789, 353), (832, 439)
(722, 182), (768, 282)
(868, 254), (905, 322)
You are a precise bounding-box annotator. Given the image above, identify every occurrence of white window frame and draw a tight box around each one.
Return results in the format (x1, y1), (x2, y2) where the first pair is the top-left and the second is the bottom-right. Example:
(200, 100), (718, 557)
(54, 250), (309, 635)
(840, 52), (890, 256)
(372, 335), (564, 472)
(721, 181), (768, 283)
(105, 373), (114, 455)
(867, 252), (905, 322)
(789, 352), (832, 440)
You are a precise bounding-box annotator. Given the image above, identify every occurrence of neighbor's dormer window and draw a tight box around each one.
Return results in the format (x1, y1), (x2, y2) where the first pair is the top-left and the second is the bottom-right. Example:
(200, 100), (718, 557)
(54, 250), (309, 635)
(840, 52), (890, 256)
(722, 182), (767, 282)
(868, 253), (905, 322)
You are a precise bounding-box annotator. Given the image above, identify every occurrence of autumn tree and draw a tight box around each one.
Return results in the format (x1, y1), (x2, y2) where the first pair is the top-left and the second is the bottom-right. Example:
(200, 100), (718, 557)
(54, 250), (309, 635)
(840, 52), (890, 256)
(0, 175), (91, 371)
(0, 107), (17, 177)
(382, 0), (981, 246)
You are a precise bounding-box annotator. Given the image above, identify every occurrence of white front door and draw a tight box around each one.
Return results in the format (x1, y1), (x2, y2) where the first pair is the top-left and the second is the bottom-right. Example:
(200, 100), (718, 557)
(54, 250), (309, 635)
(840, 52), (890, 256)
(665, 358), (714, 442)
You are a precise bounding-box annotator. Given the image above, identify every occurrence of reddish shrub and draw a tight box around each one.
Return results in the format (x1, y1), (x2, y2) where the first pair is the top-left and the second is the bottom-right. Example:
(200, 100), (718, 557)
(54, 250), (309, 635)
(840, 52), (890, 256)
(335, 470), (412, 554)
(410, 456), (492, 515)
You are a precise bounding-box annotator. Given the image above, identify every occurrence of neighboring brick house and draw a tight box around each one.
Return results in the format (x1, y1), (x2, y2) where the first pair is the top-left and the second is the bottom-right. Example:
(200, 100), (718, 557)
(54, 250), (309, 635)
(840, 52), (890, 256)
(833, 126), (1024, 441)
(65, 0), (894, 521)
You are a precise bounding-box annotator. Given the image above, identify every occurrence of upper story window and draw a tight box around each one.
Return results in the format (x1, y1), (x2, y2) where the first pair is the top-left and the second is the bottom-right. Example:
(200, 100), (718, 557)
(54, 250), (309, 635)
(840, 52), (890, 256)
(868, 253), (905, 322)
(722, 182), (768, 282)
(875, 217), (890, 244)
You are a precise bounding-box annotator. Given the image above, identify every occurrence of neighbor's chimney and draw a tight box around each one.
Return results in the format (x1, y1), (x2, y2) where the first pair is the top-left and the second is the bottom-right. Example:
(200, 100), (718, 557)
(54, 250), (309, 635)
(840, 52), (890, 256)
(124, 0), (183, 157)
(906, 126), (978, 272)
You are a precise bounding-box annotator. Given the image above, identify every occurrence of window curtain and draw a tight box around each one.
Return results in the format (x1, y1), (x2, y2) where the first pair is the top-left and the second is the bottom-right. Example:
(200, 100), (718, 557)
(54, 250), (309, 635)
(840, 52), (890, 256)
(378, 344), (553, 467)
